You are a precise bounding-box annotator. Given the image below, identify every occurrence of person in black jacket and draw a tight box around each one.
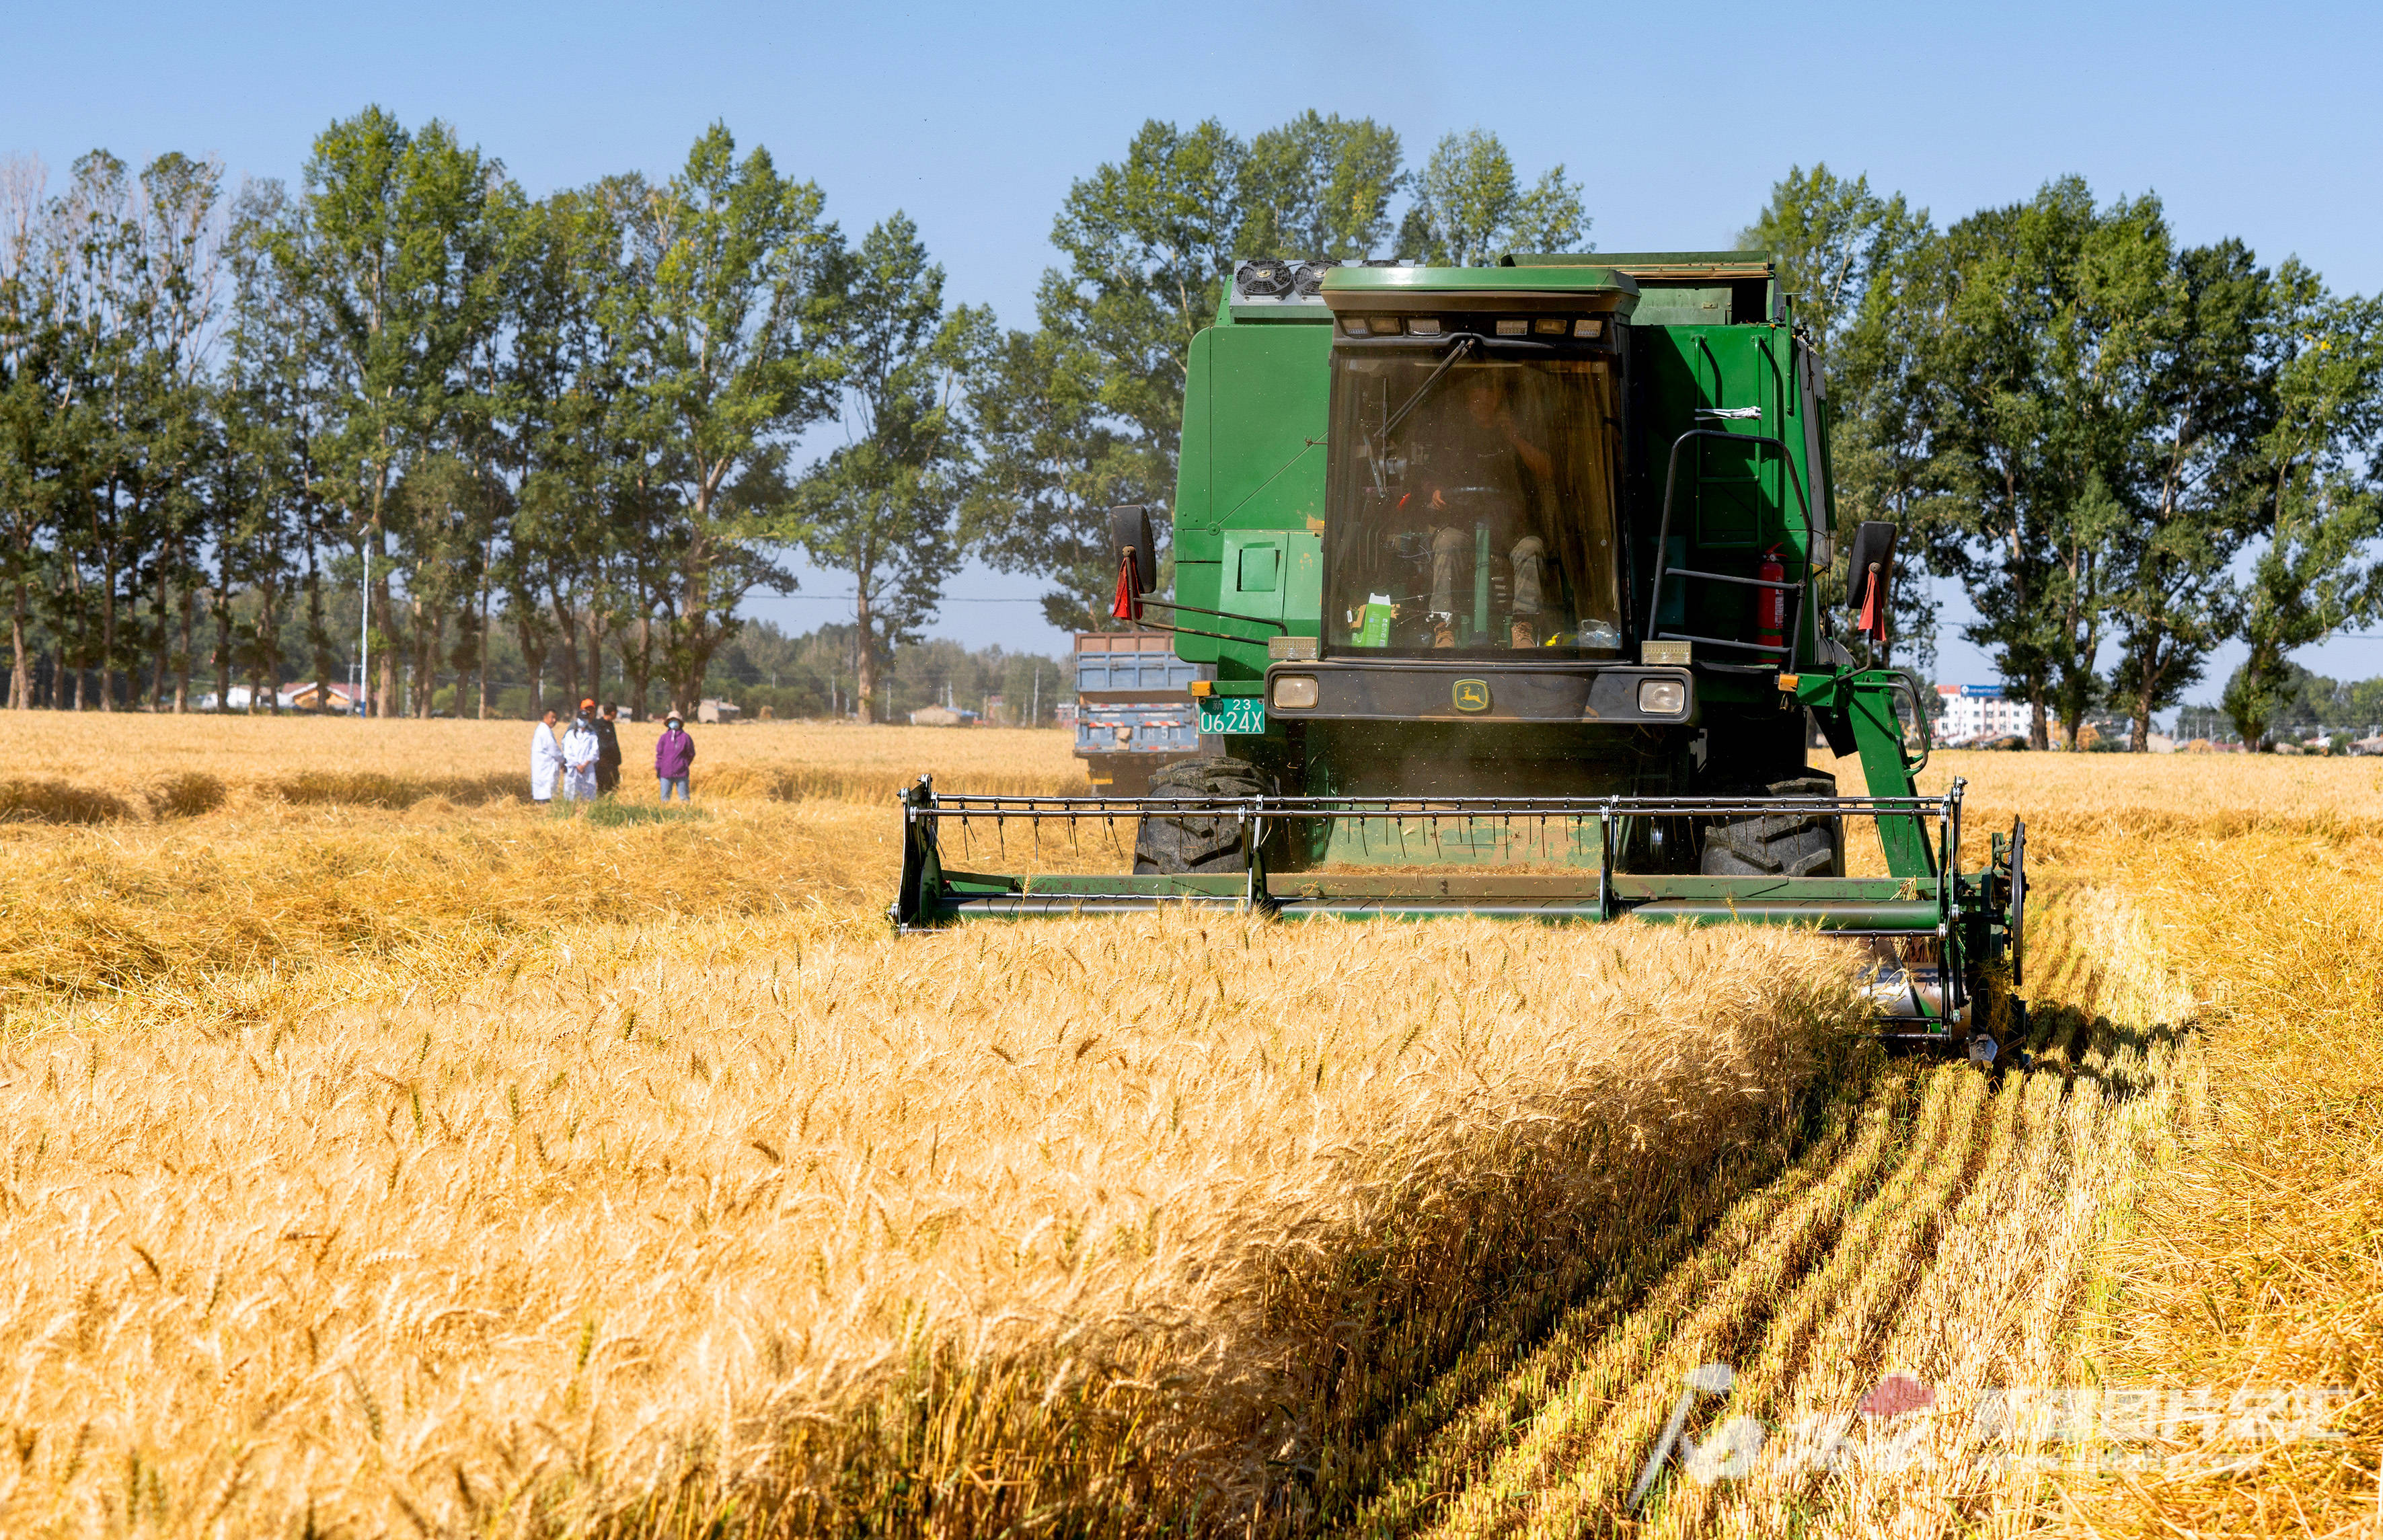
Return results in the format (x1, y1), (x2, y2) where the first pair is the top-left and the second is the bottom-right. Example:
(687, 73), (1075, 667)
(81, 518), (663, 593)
(594, 703), (624, 796)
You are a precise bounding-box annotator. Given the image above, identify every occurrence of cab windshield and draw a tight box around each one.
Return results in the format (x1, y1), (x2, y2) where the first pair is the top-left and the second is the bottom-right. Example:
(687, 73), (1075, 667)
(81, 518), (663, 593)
(1324, 347), (1623, 654)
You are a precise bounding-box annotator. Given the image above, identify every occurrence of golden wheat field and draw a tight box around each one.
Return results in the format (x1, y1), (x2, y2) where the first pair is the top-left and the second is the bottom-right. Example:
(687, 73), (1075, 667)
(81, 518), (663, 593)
(2, 717), (2378, 1537)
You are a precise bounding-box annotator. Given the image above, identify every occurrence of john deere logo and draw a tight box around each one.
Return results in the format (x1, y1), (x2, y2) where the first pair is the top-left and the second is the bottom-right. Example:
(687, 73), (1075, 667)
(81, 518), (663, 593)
(1453, 678), (1491, 713)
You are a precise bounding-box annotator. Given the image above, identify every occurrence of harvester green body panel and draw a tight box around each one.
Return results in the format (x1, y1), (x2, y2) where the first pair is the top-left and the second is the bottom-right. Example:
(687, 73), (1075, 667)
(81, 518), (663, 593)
(1173, 323), (1334, 681)
(893, 249), (2025, 1048)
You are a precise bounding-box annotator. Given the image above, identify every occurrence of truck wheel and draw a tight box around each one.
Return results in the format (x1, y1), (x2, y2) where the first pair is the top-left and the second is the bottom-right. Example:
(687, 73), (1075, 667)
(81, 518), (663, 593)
(1133, 757), (1267, 875)
(1700, 774), (1844, 878)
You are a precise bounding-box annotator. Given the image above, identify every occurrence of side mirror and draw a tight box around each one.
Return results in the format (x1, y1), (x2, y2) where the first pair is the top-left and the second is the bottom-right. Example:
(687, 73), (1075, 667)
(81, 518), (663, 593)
(1108, 504), (1160, 595)
(1846, 521), (1898, 643)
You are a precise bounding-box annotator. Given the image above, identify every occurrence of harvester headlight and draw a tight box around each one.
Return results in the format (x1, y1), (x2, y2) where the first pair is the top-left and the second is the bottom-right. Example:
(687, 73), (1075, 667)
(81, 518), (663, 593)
(1496, 318), (1527, 336)
(1371, 316), (1402, 334)
(1342, 318), (1369, 336)
(1273, 675), (1320, 710)
(1637, 679), (1687, 716)
(1574, 317), (1603, 338)
(1407, 317), (1442, 336)
(1534, 317), (1566, 335)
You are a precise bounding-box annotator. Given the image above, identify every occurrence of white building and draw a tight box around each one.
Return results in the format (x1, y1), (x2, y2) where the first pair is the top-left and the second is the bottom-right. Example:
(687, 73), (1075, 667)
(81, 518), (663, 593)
(1935, 685), (2032, 743)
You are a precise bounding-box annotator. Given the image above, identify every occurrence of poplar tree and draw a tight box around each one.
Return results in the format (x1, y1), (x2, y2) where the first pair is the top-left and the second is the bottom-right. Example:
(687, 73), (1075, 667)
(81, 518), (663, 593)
(799, 213), (993, 723)
(272, 108), (508, 716)
(607, 124), (839, 715)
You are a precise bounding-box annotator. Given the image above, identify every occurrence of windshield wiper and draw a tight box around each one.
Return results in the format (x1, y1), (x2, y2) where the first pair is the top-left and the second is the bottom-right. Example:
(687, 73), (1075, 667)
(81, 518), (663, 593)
(1373, 333), (1480, 449)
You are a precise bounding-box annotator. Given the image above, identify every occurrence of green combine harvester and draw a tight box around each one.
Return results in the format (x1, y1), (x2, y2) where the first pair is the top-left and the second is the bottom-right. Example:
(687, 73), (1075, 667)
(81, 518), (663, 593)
(895, 252), (2027, 1056)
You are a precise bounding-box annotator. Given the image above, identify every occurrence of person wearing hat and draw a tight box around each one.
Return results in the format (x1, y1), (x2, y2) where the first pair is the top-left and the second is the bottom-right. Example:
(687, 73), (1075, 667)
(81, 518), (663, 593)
(560, 700), (602, 802)
(655, 711), (695, 801)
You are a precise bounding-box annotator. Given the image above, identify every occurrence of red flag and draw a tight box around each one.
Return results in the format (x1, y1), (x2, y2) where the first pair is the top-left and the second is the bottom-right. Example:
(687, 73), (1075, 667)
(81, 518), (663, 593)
(1111, 552), (1141, 622)
(1858, 570), (1881, 636)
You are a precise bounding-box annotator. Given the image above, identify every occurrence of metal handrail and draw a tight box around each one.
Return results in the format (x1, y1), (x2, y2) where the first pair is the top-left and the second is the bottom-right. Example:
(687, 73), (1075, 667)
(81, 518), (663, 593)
(1644, 428), (1817, 657)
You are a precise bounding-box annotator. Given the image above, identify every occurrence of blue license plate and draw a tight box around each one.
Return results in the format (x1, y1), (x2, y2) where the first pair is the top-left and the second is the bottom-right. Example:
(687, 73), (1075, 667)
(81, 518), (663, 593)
(1197, 695), (1266, 735)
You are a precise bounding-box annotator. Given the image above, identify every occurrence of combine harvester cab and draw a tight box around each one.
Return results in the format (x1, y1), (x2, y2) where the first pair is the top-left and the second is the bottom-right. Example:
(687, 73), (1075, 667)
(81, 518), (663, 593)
(895, 253), (2027, 1054)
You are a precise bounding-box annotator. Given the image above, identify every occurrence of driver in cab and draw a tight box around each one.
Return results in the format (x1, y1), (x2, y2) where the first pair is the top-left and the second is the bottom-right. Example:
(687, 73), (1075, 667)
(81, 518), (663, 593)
(1416, 370), (1553, 649)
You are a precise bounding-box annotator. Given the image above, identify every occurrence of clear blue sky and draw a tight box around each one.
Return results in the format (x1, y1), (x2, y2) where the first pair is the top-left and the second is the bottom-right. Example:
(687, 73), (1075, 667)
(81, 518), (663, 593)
(10, 0), (2380, 705)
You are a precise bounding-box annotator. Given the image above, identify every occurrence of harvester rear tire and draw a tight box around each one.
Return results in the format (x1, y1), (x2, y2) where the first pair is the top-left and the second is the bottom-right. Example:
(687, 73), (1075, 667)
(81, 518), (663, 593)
(1700, 774), (1845, 878)
(1133, 757), (1267, 875)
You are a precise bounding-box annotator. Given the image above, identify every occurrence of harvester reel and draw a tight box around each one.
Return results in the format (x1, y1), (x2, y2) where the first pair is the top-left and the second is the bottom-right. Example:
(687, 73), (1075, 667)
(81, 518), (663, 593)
(1700, 775), (1846, 879)
(1132, 757), (1269, 875)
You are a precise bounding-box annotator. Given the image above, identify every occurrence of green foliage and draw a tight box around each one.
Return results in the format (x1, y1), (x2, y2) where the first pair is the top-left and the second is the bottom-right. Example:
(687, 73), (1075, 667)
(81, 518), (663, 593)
(2102, 237), (2275, 748)
(1241, 112), (1405, 262)
(1904, 180), (2147, 747)
(2222, 659), (2383, 747)
(609, 124), (841, 711)
(1743, 163), (1918, 357)
(1748, 165), (1942, 674)
(704, 619), (1066, 726)
(2228, 277), (2383, 744)
(796, 213), (995, 722)
(1398, 128), (1586, 268)
(963, 323), (1139, 632)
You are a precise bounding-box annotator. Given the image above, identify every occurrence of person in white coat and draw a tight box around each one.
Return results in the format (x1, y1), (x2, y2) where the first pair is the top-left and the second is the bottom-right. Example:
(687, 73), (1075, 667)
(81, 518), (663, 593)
(530, 709), (565, 803)
(560, 705), (601, 802)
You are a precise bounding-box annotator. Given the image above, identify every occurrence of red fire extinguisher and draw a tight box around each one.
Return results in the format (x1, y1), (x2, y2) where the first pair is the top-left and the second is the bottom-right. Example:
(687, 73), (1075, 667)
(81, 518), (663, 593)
(1754, 544), (1788, 649)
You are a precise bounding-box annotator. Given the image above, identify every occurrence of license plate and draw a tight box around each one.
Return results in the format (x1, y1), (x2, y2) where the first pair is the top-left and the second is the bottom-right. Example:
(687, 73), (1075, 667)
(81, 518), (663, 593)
(1197, 695), (1266, 735)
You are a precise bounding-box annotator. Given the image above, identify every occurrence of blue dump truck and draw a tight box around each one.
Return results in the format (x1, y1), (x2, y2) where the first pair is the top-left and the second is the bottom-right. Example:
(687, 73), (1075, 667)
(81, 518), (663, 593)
(1072, 631), (1204, 792)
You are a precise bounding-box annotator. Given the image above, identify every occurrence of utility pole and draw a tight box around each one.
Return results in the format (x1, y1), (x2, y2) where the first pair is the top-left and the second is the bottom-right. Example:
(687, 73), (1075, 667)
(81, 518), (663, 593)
(358, 540), (371, 719)
(1030, 662), (1039, 728)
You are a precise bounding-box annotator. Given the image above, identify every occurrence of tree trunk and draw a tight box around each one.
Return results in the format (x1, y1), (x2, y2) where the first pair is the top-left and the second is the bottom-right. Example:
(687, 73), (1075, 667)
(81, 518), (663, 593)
(550, 592), (580, 714)
(854, 586), (877, 725)
(476, 538), (494, 720)
(149, 558), (173, 710)
(7, 575), (26, 710)
(413, 599), (432, 718)
(627, 615), (652, 724)
(586, 611), (610, 709)
(517, 611), (548, 721)
(373, 539), (397, 718)
(215, 533), (233, 713)
(262, 572), (285, 714)
(303, 527), (333, 709)
(66, 561), (87, 710)
(2028, 691), (2047, 751)
(98, 531), (117, 713)
(174, 569), (193, 713)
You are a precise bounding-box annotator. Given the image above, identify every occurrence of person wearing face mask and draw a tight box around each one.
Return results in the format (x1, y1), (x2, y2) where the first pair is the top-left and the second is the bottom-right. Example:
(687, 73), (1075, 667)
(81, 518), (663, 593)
(529, 708), (565, 804)
(655, 712), (695, 801)
(560, 701), (602, 803)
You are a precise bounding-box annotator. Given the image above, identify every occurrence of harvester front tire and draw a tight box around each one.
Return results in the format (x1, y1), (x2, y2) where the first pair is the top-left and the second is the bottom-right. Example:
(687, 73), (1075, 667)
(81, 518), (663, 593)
(1133, 757), (1266, 875)
(1700, 774), (1845, 878)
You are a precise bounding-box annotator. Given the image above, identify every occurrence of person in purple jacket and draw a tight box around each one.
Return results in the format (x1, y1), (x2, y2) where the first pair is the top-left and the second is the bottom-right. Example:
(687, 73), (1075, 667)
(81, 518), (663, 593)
(655, 712), (696, 800)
